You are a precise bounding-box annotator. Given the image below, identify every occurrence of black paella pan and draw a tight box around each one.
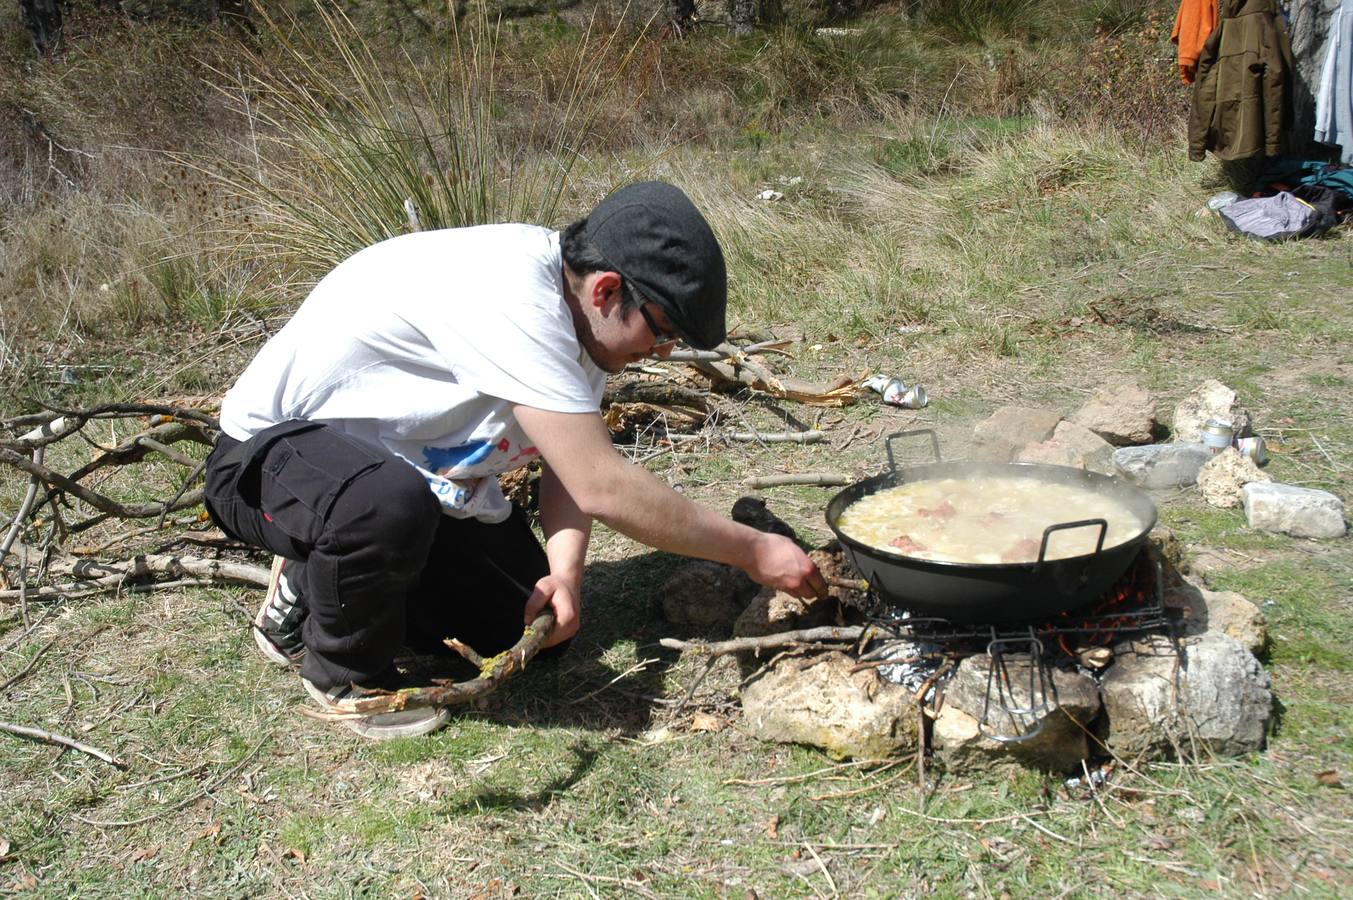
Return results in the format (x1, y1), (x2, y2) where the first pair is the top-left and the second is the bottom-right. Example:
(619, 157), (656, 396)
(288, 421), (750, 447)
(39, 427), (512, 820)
(824, 431), (1158, 624)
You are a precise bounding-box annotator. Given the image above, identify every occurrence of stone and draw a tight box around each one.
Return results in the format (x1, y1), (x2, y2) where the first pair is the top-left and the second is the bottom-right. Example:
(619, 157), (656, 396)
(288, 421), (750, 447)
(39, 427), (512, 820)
(1113, 443), (1211, 488)
(734, 588), (841, 640)
(659, 561), (759, 627)
(1242, 482), (1347, 538)
(1172, 380), (1253, 443)
(1015, 421), (1116, 474)
(1015, 440), (1082, 469)
(739, 651), (918, 759)
(1101, 633), (1272, 758)
(933, 655), (1101, 773)
(1164, 577), (1268, 654)
(1145, 524), (1188, 588)
(1051, 420), (1117, 473)
(1070, 380), (1158, 446)
(971, 407), (1063, 462)
(1197, 447), (1272, 508)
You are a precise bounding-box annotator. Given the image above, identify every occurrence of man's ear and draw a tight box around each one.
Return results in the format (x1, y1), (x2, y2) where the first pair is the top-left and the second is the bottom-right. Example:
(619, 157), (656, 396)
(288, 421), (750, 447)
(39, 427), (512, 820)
(589, 270), (623, 310)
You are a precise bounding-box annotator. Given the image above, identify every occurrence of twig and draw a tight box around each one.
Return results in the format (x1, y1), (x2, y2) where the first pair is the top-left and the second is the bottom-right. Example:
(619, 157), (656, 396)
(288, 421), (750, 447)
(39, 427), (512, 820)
(802, 842), (839, 898)
(0, 577), (212, 602)
(0, 637), (58, 693)
(1018, 812), (1079, 846)
(743, 472), (851, 488)
(670, 431), (825, 444)
(660, 626), (892, 658)
(0, 720), (128, 770)
(808, 762), (914, 801)
(551, 862), (659, 900)
(73, 733), (269, 827)
(0, 446), (43, 570)
(670, 655), (719, 719)
(724, 758), (898, 786)
(568, 657), (659, 706)
(48, 553), (270, 587)
(305, 611), (557, 717)
(1309, 433), (1344, 470)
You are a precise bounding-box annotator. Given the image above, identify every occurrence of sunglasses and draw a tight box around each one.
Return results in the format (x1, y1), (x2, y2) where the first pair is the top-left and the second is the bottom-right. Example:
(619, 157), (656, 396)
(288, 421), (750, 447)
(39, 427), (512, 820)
(637, 302), (680, 346)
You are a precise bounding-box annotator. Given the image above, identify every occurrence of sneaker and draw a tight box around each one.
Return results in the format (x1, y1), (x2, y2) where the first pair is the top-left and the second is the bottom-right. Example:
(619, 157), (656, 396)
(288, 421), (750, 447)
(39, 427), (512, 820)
(300, 675), (451, 740)
(254, 555), (307, 667)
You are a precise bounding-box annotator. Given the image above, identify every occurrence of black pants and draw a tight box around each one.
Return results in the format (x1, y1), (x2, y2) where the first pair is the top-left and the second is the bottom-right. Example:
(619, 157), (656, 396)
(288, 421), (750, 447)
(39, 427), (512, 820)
(203, 420), (550, 690)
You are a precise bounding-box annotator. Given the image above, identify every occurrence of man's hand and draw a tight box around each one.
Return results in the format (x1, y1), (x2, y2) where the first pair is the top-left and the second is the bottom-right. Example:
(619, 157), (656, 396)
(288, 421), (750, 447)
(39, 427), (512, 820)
(746, 532), (828, 599)
(523, 573), (581, 647)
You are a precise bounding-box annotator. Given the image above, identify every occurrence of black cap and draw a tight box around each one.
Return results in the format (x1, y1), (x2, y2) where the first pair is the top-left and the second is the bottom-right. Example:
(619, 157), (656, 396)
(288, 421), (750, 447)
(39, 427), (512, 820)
(582, 181), (727, 350)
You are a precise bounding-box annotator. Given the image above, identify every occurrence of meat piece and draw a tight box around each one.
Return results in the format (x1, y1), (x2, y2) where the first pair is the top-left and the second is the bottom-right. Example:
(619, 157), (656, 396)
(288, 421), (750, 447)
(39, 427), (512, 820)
(916, 500), (956, 520)
(889, 534), (927, 554)
(1000, 537), (1041, 564)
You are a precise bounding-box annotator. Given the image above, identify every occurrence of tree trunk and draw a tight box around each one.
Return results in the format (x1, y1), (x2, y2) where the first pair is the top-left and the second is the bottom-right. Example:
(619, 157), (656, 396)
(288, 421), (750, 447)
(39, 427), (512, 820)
(20, 0), (63, 55)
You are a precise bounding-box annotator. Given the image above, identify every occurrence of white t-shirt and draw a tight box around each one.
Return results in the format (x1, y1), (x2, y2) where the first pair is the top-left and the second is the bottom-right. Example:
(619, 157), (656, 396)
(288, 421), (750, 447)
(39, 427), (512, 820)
(219, 224), (607, 522)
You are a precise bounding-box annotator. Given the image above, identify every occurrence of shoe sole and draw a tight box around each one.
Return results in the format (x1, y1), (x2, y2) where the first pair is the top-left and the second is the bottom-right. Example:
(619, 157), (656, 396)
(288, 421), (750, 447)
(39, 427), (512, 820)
(255, 555), (304, 667)
(300, 677), (451, 740)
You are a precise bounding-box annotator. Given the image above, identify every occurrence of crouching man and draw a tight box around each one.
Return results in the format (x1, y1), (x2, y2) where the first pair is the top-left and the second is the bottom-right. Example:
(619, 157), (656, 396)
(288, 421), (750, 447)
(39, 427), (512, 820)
(204, 181), (826, 738)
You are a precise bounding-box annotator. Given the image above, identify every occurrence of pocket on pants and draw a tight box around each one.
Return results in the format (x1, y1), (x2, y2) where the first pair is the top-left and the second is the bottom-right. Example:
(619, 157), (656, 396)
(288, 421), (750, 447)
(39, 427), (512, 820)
(258, 431), (385, 545)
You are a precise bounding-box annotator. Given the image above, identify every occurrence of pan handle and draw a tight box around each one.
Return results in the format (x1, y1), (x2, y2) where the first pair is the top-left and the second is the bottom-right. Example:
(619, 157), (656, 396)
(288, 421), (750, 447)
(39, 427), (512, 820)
(1036, 518), (1108, 566)
(884, 429), (943, 472)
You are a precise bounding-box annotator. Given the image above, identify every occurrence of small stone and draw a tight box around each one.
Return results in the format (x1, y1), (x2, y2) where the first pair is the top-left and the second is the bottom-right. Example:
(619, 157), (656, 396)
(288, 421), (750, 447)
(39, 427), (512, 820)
(1102, 632), (1271, 758)
(1242, 482), (1347, 538)
(971, 407), (1063, 462)
(1197, 447), (1271, 508)
(1112, 443), (1211, 488)
(740, 652), (918, 760)
(1164, 577), (1268, 654)
(936, 656), (1100, 772)
(1172, 380), (1252, 443)
(1070, 380), (1158, 446)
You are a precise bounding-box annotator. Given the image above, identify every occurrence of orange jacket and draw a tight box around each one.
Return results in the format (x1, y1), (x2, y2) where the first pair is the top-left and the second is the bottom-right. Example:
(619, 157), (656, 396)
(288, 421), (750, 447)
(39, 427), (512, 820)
(1172, 0), (1219, 83)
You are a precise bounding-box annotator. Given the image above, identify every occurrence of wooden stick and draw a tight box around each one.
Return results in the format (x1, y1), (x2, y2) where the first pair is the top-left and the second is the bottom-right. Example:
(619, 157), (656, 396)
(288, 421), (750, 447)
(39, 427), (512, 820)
(660, 625), (898, 657)
(47, 553), (270, 587)
(0, 637), (57, 693)
(306, 610), (557, 717)
(0, 720), (128, 769)
(0, 447), (44, 570)
(670, 431), (826, 444)
(743, 472), (851, 488)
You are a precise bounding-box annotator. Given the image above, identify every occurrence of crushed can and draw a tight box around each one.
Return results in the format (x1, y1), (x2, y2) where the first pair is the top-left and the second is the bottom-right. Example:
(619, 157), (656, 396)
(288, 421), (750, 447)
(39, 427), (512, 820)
(881, 379), (928, 409)
(1234, 435), (1268, 465)
(863, 375), (929, 410)
(1200, 418), (1235, 454)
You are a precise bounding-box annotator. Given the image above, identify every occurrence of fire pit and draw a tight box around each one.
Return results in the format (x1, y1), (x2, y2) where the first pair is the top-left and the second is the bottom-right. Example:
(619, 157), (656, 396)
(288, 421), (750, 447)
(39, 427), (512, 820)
(733, 521), (1274, 774)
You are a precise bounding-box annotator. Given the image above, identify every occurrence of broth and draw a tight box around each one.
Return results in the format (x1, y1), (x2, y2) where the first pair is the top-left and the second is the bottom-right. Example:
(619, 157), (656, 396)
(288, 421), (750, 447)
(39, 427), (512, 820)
(836, 475), (1146, 564)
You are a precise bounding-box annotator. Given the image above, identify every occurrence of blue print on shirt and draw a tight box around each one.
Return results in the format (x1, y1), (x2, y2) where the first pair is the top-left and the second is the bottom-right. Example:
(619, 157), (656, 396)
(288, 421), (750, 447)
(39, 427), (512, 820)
(422, 441), (493, 473)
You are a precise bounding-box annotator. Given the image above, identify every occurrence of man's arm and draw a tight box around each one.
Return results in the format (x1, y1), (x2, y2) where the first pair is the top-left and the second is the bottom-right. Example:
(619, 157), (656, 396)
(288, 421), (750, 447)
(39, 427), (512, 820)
(522, 462), (592, 646)
(513, 405), (826, 598)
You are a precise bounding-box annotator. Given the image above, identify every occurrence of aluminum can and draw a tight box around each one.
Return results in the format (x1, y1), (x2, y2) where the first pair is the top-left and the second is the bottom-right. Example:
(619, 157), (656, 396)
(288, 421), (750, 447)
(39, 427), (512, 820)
(899, 384), (928, 409)
(1234, 435), (1268, 465)
(1200, 418), (1235, 454)
(880, 379), (928, 409)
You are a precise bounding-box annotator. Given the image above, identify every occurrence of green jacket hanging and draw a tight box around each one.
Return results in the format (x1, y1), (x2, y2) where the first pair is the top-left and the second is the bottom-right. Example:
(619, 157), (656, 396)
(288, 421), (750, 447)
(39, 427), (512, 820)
(1188, 0), (1294, 161)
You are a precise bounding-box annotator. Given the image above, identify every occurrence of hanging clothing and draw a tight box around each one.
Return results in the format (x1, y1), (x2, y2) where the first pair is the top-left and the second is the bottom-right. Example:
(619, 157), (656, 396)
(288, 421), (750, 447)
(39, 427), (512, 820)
(1173, 0), (1220, 84)
(1314, 0), (1353, 162)
(1189, 0), (1295, 161)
